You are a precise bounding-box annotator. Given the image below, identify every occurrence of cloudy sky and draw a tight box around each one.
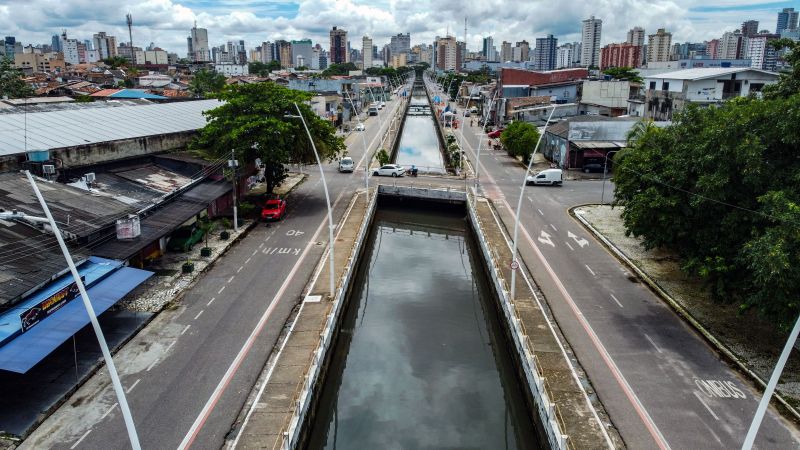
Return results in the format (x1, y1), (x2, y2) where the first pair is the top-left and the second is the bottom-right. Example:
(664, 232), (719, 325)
(0, 0), (795, 55)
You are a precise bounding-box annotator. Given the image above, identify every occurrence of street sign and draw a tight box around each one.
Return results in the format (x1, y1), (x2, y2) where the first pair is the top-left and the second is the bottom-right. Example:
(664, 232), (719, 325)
(510, 260), (519, 270)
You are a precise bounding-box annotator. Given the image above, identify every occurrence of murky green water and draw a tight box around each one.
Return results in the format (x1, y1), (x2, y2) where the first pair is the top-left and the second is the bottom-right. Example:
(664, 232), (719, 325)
(306, 200), (541, 450)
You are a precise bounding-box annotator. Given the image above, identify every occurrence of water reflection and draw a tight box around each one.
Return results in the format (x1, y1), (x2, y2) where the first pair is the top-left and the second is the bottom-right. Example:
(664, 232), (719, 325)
(306, 201), (540, 450)
(395, 95), (446, 174)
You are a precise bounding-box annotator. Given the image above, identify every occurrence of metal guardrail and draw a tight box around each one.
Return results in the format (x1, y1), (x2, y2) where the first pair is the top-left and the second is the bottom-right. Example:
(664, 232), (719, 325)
(466, 192), (571, 450)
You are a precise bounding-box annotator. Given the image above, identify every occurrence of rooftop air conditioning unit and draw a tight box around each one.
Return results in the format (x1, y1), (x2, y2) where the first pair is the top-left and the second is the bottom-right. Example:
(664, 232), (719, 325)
(42, 165), (56, 175)
(84, 172), (96, 183)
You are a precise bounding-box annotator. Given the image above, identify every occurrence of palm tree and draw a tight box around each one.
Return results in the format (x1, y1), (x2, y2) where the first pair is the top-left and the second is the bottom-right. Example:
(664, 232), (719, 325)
(626, 119), (657, 146)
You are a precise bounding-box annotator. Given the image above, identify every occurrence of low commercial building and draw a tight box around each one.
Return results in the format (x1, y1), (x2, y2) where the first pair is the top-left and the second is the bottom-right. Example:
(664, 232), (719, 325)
(637, 67), (779, 120)
(214, 63), (249, 76)
(541, 116), (643, 169)
(580, 80), (642, 117)
(493, 67), (587, 124)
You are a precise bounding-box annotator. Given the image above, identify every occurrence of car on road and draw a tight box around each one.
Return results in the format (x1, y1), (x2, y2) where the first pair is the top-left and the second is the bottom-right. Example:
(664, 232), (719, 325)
(487, 128), (505, 139)
(355, 123), (365, 131)
(368, 106), (379, 116)
(167, 224), (205, 252)
(261, 199), (287, 221)
(373, 164), (405, 177)
(582, 162), (608, 174)
(526, 168), (563, 186)
(380, 101), (386, 109)
(339, 156), (355, 172)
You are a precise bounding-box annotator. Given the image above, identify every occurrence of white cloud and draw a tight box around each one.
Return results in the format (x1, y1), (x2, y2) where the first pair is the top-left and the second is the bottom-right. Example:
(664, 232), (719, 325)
(0, 0), (790, 56)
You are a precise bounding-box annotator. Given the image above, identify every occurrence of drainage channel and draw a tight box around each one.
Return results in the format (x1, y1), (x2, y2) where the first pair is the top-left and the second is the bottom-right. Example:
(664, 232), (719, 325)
(303, 195), (542, 449)
(394, 82), (446, 175)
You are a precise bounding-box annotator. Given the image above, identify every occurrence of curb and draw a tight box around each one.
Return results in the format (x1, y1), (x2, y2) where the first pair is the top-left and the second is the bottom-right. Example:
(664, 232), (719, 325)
(570, 204), (800, 423)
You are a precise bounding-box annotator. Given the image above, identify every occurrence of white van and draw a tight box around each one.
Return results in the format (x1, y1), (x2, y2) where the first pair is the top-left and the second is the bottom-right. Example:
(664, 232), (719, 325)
(526, 168), (563, 186)
(338, 157), (354, 173)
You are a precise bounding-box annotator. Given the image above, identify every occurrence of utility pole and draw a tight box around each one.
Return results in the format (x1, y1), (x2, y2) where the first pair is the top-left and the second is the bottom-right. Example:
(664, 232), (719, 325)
(229, 150), (239, 231)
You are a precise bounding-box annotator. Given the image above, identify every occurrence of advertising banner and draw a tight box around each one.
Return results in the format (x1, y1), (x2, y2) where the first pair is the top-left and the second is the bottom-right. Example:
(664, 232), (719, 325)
(19, 277), (84, 332)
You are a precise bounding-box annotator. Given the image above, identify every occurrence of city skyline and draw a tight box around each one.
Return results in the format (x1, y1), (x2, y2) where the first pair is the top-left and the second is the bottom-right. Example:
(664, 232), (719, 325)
(1, 0), (795, 57)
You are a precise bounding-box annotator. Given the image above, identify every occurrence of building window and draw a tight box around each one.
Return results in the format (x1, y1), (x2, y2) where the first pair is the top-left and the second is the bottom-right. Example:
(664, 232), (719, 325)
(649, 81), (656, 90)
(662, 82), (670, 91)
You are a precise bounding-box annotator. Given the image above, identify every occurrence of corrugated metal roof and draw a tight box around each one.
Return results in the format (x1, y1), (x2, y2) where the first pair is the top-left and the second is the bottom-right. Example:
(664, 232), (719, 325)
(0, 100), (222, 157)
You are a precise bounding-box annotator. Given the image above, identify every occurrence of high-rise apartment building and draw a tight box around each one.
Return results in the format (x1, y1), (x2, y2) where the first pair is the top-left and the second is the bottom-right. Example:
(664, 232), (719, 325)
(500, 41), (512, 62)
(718, 30), (744, 59)
(92, 32), (117, 60)
(626, 26), (645, 47)
(187, 24), (210, 62)
(705, 39), (720, 59)
(532, 35), (558, 70)
(482, 36), (496, 61)
(556, 46), (573, 68)
(60, 31), (80, 65)
(777, 8), (799, 34)
(362, 36), (373, 68)
(514, 40), (530, 62)
(435, 36), (461, 71)
(581, 16), (602, 68)
(746, 33), (780, 71)
(292, 39), (313, 68)
(51, 34), (61, 53)
(390, 33), (411, 60)
(647, 28), (672, 63)
(3, 37), (16, 61)
(600, 43), (642, 69)
(329, 26), (348, 64)
(741, 20), (759, 38)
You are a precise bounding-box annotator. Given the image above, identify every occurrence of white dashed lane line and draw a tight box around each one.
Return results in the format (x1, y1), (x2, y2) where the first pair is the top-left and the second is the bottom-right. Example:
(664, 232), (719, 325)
(565, 242), (575, 251)
(194, 310), (204, 320)
(227, 275), (235, 283)
(245, 257), (252, 264)
(644, 333), (663, 353)
(550, 224), (558, 232)
(181, 324), (191, 335)
(125, 378), (141, 394)
(610, 294), (624, 308)
(207, 297), (215, 306)
(218, 286), (225, 294)
(237, 266), (243, 273)
(252, 250), (258, 256)
(71, 429), (92, 449)
(693, 391), (720, 420)
(537, 208), (544, 216)
(585, 264), (596, 276)
(100, 403), (118, 420)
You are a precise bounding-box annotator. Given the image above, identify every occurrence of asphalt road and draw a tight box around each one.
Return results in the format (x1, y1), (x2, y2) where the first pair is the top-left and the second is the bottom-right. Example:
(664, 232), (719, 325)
(430, 77), (800, 450)
(19, 88), (409, 450)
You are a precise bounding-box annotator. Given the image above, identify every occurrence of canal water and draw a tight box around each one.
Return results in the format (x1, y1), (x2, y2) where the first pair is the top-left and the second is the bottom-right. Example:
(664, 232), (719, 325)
(306, 199), (540, 450)
(395, 94), (446, 174)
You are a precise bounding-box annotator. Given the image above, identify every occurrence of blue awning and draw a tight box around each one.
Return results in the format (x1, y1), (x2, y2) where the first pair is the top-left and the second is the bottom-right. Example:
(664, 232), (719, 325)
(0, 267), (153, 374)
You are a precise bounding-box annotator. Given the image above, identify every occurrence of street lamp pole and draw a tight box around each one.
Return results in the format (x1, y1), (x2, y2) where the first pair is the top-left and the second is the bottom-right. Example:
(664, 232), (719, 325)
(344, 89), (371, 201)
(510, 105), (559, 301)
(24, 171), (142, 450)
(600, 150), (620, 205)
(288, 103), (336, 298)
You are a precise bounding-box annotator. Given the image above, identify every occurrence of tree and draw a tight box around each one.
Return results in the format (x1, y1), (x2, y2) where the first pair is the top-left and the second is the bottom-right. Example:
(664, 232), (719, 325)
(499, 121), (540, 163)
(602, 66), (643, 83)
(102, 56), (129, 69)
(189, 68), (226, 98)
(320, 62), (358, 77)
(762, 39), (799, 99)
(0, 58), (34, 98)
(192, 82), (345, 194)
(249, 61), (281, 76)
(613, 95), (800, 330)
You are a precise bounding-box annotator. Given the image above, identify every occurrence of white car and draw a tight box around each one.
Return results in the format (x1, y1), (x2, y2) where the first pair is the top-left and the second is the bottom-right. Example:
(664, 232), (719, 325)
(373, 164), (405, 177)
(380, 101), (386, 108)
(339, 157), (354, 172)
(355, 123), (365, 131)
(526, 168), (563, 186)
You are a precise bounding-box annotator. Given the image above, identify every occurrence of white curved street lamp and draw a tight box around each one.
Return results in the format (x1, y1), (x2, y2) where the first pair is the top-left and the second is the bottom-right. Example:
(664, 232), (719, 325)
(285, 103), (335, 298)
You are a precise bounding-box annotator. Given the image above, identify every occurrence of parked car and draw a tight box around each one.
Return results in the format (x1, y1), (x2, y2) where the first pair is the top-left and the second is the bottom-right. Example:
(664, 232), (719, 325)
(167, 224), (205, 252)
(355, 123), (365, 131)
(339, 156), (355, 172)
(526, 169), (563, 186)
(582, 162), (608, 174)
(373, 164), (405, 177)
(380, 101), (386, 108)
(261, 199), (287, 221)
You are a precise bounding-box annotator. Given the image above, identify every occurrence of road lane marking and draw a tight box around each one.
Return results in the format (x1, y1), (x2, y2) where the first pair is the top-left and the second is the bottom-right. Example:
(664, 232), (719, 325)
(194, 310), (204, 320)
(181, 325), (191, 335)
(568, 231), (589, 248)
(537, 230), (555, 247)
(125, 379), (140, 394)
(251, 250), (257, 256)
(165, 341), (176, 353)
(70, 429), (92, 449)
(207, 297), (215, 306)
(610, 294), (624, 308)
(100, 403), (118, 420)
(644, 333), (663, 353)
(585, 264), (596, 276)
(537, 208), (544, 216)
(217, 286), (225, 294)
(146, 359), (158, 372)
(550, 223), (558, 232)
(693, 391), (720, 420)
(565, 242), (575, 251)
(245, 257), (251, 264)
(237, 266), (243, 273)
(179, 186), (349, 450)
(527, 196), (533, 203)
(499, 196), (671, 450)
(227, 275), (235, 283)
(258, 243), (264, 249)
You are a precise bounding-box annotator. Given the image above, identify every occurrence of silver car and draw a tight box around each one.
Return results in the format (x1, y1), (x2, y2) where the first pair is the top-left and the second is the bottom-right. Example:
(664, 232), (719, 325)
(339, 157), (354, 173)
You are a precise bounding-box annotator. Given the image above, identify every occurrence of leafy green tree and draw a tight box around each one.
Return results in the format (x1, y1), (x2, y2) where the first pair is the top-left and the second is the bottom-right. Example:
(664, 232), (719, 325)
(249, 60), (281, 76)
(375, 148), (390, 166)
(613, 95), (800, 330)
(602, 66), (643, 83)
(0, 58), (34, 98)
(320, 62), (358, 77)
(192, 83), (345, 194)
(762, 39), (799, 99)
(102, 56), (129, 69)
(189, 68), (226, 98)
(499, 121), (540, 163)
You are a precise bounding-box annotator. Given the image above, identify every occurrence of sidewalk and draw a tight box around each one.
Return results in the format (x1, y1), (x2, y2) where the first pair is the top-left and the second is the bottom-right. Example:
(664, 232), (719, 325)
(575, 204), (800, 414)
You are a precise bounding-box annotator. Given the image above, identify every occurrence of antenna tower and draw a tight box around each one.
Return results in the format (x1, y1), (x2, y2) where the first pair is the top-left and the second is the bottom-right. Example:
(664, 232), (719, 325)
(126, 13), (133, 47)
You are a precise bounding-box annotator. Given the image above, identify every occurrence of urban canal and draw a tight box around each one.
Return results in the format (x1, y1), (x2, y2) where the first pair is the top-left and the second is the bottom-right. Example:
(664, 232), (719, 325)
(394, 93), (446, 174)
(305, 198), (541, 449)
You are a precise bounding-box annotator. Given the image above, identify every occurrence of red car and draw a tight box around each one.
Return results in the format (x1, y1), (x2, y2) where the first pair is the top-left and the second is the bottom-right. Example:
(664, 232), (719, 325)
(487, 128), (505, 139)
(261, 199), (287, 221)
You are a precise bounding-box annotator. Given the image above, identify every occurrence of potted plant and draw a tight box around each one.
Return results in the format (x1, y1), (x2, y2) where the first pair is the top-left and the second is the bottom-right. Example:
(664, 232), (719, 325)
(182, 260), (194, 273)
(220, 218), (232, 240)
(198, 219), (215, 257)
